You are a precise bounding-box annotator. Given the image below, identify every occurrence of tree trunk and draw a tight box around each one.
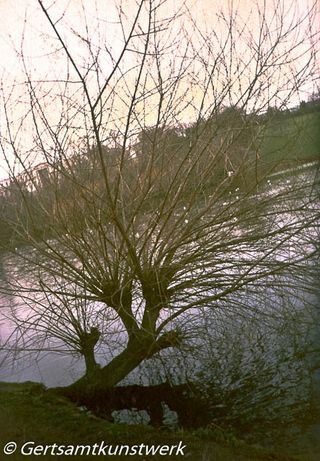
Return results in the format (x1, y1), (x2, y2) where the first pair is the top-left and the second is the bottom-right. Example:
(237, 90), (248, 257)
(79, 327), (101, 376)
(55, 328), (182, 408)
(62, 335), (153, 400)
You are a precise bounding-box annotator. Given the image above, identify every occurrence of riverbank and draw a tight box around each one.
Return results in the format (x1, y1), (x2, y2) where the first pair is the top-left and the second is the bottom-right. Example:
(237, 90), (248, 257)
(0, 381), (317, 461)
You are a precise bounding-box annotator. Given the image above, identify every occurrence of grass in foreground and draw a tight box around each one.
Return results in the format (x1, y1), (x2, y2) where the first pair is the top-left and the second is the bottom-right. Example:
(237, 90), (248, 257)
(0, 382), (316, 461)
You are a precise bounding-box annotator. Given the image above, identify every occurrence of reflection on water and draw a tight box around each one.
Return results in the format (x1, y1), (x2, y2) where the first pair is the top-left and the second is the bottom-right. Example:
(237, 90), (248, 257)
(0, 171), (319, 395)
(0, 348), (84, 387)
(0, 261), (318, 392)
(0, 288), (84, 386)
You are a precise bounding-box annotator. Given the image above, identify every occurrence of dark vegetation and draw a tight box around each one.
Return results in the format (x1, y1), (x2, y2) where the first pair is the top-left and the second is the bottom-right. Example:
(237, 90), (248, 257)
(55, 382), (210, 428)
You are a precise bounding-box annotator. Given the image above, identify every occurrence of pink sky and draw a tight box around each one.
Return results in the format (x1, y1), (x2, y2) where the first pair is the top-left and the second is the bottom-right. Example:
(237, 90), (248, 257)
(0, 0), (318, 180)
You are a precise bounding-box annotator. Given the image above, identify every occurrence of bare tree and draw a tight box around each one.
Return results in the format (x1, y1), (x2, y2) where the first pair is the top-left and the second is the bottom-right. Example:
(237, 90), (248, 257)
(0, 0), (319, 405)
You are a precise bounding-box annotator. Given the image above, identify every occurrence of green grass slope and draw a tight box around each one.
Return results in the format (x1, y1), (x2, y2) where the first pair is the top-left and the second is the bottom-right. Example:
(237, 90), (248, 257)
(260, 111), (320, 169)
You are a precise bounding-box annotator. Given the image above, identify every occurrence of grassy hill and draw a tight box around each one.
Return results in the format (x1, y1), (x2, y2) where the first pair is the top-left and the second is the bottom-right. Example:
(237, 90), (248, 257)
(259, 111), (320, 171)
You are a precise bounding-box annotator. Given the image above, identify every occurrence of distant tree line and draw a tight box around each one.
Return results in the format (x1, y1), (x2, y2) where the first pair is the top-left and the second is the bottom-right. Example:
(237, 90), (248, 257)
(0, 101), (319, 250)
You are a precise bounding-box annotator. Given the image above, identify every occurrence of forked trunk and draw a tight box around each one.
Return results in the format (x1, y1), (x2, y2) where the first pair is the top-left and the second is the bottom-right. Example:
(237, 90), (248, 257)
(60, 336), (153, 401)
